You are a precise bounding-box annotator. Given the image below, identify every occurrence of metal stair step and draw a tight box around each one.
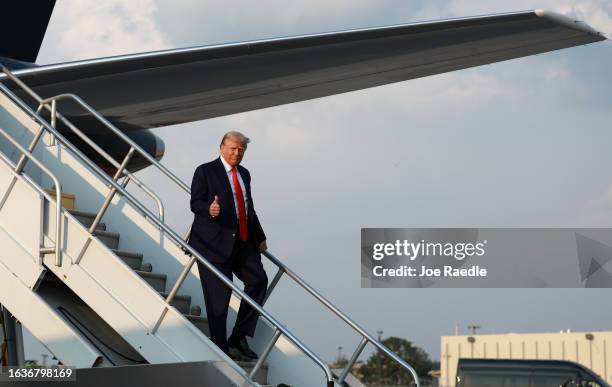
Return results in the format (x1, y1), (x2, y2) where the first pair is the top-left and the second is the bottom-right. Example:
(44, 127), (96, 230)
(179, 314), (268, 384)
(135, 270), (166, 292)
(112, 249), (144, 270)
(159, 292), (191, 314)
(190, 305), (201, 316)
(68, 209), (107, 230)
(92, 229), (120, 249)
(185, 314), (209, 336)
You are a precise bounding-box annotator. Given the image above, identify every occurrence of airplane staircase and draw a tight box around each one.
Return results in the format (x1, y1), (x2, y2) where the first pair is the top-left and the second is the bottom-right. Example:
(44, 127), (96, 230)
(0, 66), (420, 386)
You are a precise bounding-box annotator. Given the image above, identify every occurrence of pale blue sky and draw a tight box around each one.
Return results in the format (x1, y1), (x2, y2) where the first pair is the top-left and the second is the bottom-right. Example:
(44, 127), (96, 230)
(23, 0), (612, 365)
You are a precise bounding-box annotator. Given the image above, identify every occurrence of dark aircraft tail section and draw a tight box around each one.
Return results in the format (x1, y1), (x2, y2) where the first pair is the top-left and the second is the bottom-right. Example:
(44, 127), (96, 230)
(0, 0), (55, 63)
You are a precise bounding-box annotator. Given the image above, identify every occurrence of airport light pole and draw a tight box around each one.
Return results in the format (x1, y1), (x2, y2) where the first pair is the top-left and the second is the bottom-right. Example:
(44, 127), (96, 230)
(468, 325), (481, 335)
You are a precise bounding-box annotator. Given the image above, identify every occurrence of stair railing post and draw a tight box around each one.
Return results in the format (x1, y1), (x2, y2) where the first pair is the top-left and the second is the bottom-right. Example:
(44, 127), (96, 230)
(0, 128), (63, 267)
(165, 256), (197, 305)
(13, 106), (46, 175)
(74, 148), (134, 265)
(90, 147), (135, 232)
(49, 99), (57, 146)
(338, 336), (368, 384)
(262, 267), (284, 305)
(52, 181), (62, 266)
(249, 328), (282, 381)
(150, 256), (197, 334)
(0, 122), (46, 212)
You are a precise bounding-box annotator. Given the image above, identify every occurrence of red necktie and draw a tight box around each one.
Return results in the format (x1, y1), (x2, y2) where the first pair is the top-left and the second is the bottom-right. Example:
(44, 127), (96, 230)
(231, 167), (248, 241)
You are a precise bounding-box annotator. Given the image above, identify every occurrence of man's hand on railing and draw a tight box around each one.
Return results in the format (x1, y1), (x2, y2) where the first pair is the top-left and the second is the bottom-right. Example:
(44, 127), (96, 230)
(258, 240), (268, 253)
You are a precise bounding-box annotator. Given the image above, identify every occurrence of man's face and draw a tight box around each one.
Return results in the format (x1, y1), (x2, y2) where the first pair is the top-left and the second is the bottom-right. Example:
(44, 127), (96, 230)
(220, 137), (246, 167)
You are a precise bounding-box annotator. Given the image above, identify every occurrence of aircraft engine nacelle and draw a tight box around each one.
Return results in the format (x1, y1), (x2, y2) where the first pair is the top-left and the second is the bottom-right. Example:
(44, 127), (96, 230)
(62, 128), (165, 174)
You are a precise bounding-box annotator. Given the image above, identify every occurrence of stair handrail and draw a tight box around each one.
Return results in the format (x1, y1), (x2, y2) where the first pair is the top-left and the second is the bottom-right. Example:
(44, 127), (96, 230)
(0, 68), (165, 222)
(43, 93), (189, 192)
(0, 70), (336, 387)
(45, 90), (424, 386)
(263, 250), (420, 385)
(1, 66), (421, 386)
(40, 88), (422, 385)
(0, 126), (62, 266)
(37, 97), (166, 222)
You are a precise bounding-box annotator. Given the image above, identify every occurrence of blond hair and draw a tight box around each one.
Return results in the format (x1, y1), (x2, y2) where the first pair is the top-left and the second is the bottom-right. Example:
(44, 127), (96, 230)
(221, 131), (250, 147)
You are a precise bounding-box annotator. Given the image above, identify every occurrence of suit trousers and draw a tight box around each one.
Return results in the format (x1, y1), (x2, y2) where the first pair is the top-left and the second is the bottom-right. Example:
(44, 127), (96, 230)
(197, 236), (268, 352)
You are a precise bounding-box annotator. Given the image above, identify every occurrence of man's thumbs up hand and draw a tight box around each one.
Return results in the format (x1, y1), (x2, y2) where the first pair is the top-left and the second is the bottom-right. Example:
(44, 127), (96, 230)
(209, 195), (221, 217)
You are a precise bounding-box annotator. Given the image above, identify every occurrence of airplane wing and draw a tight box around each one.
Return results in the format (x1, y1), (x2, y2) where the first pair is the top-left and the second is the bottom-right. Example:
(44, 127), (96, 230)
(1, 9), (606, 132)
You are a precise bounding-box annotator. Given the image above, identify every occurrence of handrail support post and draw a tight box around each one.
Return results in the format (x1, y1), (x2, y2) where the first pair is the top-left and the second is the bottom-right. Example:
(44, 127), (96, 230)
(0, 128), (63, 268)
(49, 99), (57, 146)
(263, 267), (284, 305)
(338, 336), (368, 384)
(249, 328), (281, 380)
(165, 257), (196, 306)
(88, 147), (134, 234)
(74, 148), (134, 265)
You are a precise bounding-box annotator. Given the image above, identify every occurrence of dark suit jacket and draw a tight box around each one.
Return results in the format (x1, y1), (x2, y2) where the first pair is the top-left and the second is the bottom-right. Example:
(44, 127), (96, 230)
(189, 157), (266, 263)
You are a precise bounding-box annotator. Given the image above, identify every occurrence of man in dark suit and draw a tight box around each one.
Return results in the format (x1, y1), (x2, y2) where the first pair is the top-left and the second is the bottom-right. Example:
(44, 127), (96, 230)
(189, 131), (268, 360)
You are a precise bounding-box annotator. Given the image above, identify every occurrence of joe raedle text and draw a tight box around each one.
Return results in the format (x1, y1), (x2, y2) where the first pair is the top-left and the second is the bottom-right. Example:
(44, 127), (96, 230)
(370, 239), (488, 279)
(372, 264), (487, 278)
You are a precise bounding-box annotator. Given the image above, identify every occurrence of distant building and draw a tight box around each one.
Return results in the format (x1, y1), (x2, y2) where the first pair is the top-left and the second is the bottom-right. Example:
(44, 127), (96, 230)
(440, 330), (612, 387)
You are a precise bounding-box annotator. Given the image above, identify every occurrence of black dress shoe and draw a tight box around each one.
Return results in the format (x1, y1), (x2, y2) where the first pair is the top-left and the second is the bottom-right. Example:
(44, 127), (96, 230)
(225, 349), (242, 362)
(228, 335), (258, 360)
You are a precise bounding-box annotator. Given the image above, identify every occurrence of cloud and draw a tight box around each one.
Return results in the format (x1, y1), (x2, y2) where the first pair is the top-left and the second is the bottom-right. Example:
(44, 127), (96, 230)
(152, 0), (433, 48)
(578, 184), (612, 227)
(49, 0), (170, 61)
(555, 0), (612, 38)
(449, 0), (612, 37)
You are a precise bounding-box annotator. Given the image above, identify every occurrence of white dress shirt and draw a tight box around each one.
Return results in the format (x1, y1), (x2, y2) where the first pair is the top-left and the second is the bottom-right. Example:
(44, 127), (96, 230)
(220, 155), (249, 218)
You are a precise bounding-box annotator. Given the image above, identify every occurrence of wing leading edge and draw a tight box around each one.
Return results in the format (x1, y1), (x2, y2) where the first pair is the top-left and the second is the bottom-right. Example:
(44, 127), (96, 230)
(1, 9), (606, 132)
